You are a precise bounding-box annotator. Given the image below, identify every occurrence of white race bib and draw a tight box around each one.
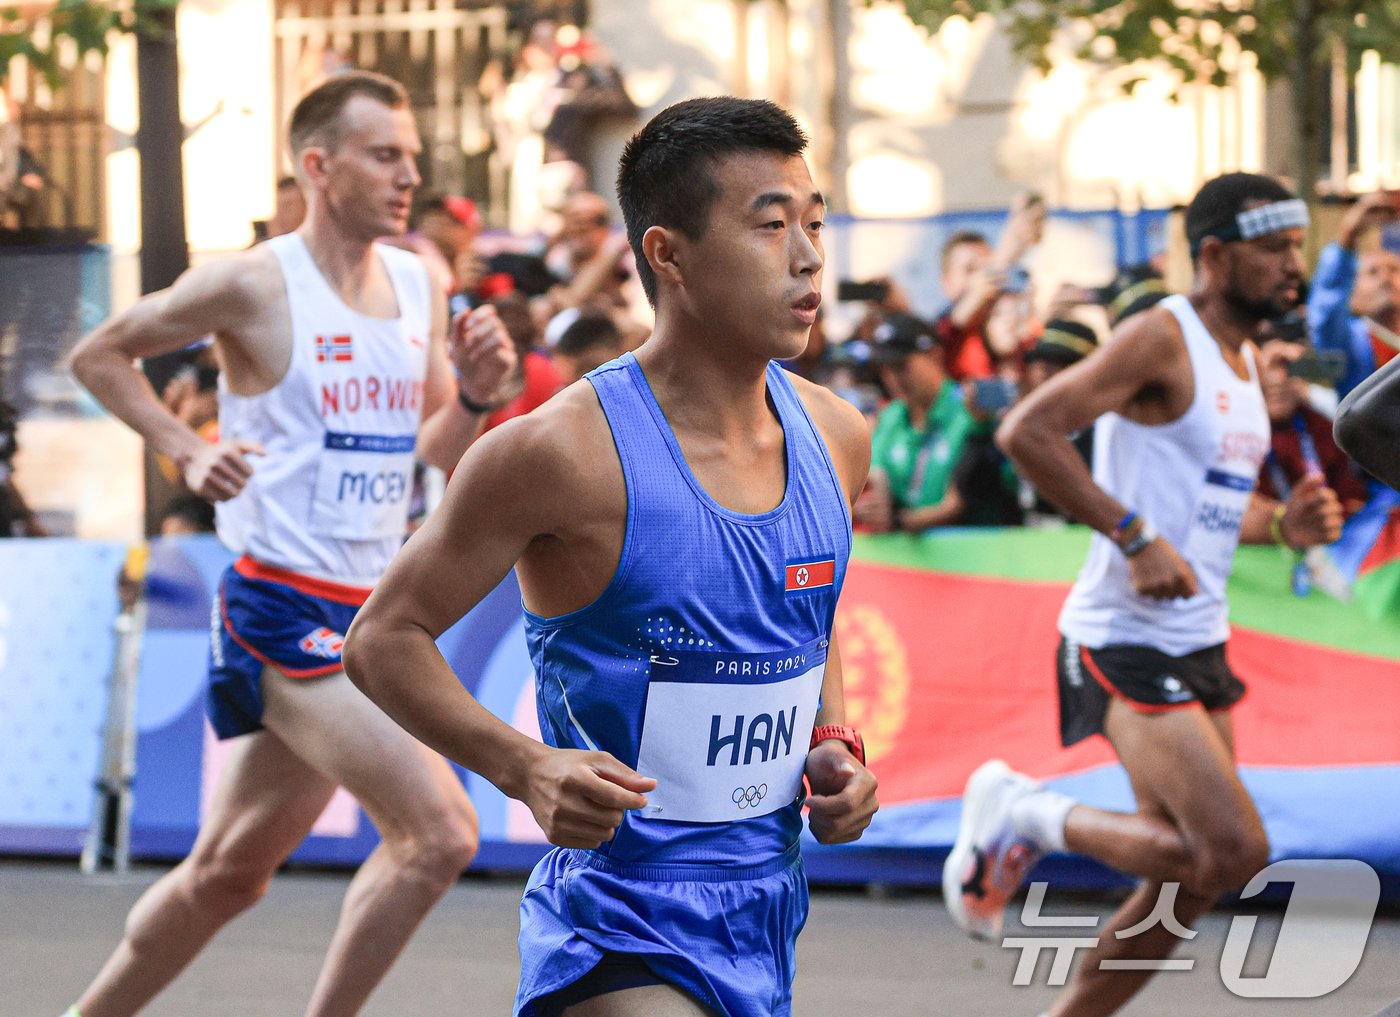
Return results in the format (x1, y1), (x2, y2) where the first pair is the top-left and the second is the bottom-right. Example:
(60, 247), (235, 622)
(635, 637), (827, 824)
(1182, 467), (1254, 577)
(309, 431), (416, 540)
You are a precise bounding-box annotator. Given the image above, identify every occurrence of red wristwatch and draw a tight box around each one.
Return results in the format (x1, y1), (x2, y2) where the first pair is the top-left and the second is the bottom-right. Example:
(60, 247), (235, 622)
(810, 724), (865, 766)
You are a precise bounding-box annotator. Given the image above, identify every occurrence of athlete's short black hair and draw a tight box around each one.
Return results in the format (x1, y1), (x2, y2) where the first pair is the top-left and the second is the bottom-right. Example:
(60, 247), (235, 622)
(616, 96), (809, 306)
(1185, 172), (1296, 259)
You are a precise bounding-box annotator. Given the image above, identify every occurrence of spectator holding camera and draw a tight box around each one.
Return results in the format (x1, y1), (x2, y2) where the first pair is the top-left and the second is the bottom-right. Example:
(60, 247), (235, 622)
(933, 192), (1046, 380)
(1255, 326), (1369, 518)
(1308, 191), (1400, 397)
(543, 191), (640, 316)
(854, 313), (976, 533)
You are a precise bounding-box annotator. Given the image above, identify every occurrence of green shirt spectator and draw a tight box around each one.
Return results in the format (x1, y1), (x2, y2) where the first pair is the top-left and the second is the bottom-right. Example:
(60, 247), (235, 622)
(871, 379), (975, 509)
(852, 313), (978, 534)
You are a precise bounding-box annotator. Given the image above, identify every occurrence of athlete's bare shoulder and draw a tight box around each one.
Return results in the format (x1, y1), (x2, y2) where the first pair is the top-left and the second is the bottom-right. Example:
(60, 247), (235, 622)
(1110, 302), (1188, 357)
(173, 244), (285, 322)
(787, 371), (871, 503)
(173, 245), (292, 392)
(462, 375), (624, 534)
(1089, 302), (1195, 416)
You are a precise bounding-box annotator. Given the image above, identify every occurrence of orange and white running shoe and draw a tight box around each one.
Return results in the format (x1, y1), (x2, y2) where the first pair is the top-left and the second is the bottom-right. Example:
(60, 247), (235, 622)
(942, 759), (1044, 941)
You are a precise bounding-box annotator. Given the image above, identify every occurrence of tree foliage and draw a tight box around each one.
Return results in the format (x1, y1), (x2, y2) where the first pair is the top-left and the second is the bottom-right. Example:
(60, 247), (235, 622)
(885, 1), (1400, 193)
(0, 0), (177, 87)
(887, 1), (1400, 87)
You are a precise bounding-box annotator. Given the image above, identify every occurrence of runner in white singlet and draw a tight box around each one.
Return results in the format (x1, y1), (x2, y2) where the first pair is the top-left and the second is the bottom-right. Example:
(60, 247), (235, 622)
(942, 173), (1342, 1017)
(65, 71), (515, 1017)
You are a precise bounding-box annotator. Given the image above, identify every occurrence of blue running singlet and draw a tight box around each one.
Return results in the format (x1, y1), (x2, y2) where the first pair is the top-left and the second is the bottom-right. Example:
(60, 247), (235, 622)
(515, 352), (852, 1016)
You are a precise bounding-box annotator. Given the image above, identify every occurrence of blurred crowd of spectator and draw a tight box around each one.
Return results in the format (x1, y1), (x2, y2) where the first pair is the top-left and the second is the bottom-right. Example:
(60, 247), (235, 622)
(8, 13), (1396, 573)
(797, 188), (1396, 572)
(21, 170), (1397, 560)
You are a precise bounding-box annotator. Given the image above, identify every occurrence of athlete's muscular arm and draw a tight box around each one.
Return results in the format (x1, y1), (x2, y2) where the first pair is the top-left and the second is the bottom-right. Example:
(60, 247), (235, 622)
(790, 377), (879, 845)
(344, 387), (656, 849)
(416, 288), (517, 471)
(997, 307), (1199, 600)
(68, 254), (273, 501)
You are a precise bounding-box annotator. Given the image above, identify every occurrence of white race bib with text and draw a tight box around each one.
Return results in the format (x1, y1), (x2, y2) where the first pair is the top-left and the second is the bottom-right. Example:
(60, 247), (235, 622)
(635, 637), (827, 824)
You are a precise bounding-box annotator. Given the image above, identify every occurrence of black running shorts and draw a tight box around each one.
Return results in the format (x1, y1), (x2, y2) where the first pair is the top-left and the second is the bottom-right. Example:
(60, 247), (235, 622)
(1056, 637), (1246, 747)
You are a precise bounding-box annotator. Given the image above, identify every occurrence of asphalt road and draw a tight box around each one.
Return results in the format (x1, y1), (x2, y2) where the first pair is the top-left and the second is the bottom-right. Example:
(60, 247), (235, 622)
(4, 859), (1398, 1016)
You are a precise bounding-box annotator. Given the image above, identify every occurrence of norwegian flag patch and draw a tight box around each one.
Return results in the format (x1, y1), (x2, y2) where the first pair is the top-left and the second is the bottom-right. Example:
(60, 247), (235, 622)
(785, 558), (835, 593)
(315, 334), (354, 363)
(298, 626), (345, 659)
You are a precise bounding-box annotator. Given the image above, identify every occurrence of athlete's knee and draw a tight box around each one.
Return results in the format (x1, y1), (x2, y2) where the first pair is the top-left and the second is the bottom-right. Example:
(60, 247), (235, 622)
(1186, 825), (1270, 897)
(1138, 819), (1196, 882)
(389, 808), (479, 886)
(183, 846), (278, 918)
(427, 817), (479, 877)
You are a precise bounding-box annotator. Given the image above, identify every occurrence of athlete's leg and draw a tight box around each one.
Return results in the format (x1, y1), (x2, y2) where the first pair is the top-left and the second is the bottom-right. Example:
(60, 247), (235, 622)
(1047, 703), (1266, 1017)
(259, 665), (479, 1017)
(562, 985), (720, 1017)
(75, 731), (338, 1017)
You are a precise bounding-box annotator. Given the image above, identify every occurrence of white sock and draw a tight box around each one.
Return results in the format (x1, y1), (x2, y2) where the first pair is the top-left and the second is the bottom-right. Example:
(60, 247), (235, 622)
(1010, 788), (1075, 853)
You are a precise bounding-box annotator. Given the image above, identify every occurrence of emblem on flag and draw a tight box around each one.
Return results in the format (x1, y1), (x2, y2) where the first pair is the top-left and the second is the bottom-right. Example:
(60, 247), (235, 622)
(315, 334), (354, 363)
(785, 558), (836, 593)
(298, 626), (345, 659)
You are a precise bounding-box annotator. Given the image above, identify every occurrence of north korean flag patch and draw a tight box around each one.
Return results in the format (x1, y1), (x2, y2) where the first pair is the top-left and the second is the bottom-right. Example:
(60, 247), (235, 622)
(785, 558), (835, 593)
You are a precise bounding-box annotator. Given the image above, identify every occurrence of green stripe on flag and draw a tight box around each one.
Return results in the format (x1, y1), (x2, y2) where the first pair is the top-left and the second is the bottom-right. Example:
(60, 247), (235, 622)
(853, 528), (1087, 582)
(852, 528), (1400, 660)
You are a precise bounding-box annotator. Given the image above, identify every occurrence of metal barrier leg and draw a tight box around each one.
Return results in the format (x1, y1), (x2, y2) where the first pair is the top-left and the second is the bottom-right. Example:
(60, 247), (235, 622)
(81, 546), (148, 874)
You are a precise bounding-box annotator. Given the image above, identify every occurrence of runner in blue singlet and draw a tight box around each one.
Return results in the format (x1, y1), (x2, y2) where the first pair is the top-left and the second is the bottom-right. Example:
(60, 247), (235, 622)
(344, 96), (879, 1017)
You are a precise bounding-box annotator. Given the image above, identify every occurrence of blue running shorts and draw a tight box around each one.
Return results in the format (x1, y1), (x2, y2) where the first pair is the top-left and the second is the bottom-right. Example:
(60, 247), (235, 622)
(516, 844), (808, 1017)
(209, 555), (371, 739)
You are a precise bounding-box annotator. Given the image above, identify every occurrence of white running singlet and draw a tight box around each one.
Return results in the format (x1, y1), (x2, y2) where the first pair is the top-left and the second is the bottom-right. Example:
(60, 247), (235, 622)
(215, 233), (433, 585)
(1058, 294), (1270, 656)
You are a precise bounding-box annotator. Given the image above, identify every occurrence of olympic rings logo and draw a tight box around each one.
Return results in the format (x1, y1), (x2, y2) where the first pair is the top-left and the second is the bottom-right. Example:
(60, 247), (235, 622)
(732, 784), (768, 809)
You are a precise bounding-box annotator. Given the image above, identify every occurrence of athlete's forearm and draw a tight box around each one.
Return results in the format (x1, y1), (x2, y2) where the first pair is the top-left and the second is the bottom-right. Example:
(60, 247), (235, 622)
(1238, 493), (1282, 545)
(813, 633), (847, 728)
(69, 343), (208, 467)
(997, 418), (1125, 535)
(416, 399), (487, 472)
(342, 619), (547, 800)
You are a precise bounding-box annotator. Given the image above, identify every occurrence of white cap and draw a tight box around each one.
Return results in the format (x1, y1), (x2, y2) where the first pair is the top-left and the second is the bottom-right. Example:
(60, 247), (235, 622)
(543, 306), (582, 348)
